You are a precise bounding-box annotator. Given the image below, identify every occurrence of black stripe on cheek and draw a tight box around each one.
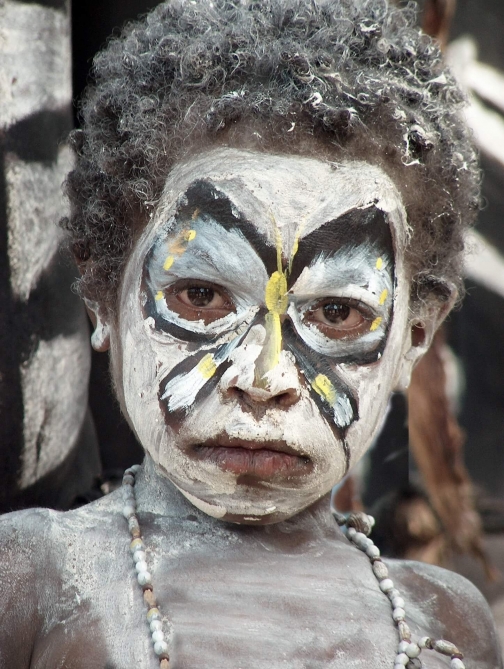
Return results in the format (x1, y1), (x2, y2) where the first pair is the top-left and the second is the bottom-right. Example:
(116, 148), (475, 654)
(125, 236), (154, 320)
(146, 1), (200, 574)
(157, 347), (232, 426)
(178, 180), (278, 275)
(283, 322), (357, 474)
(288, 207), (393, 286)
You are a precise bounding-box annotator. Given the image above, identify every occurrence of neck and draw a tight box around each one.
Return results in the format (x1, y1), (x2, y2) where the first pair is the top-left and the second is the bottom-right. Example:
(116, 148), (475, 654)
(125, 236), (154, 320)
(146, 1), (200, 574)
(134, 454), (340, 538)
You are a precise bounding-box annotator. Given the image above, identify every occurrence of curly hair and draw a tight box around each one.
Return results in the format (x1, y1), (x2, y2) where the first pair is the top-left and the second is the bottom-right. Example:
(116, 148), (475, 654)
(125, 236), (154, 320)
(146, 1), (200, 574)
(64, 0), (480, 315)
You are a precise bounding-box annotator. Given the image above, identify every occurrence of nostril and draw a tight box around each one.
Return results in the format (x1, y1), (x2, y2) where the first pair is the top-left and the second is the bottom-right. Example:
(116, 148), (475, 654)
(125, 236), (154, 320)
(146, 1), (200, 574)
(224, 384), (299, 408)
(274, 389), (299, 408)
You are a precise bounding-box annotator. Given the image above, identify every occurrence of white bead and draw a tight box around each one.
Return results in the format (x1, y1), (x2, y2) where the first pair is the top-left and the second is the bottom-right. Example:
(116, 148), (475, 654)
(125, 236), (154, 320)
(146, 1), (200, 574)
(152, 630), (165, 643)
(379, 578), (394, 593)
(393, 607), (406, 622)
(394, 664), (405, 669)
(137, 571), (152, 586)
(397, 640), (409, 653)
(395, 652), (409, 665)
(135, 560), (148, 574)
(133, 550), (146, 563)
(346, 527), (356, 538)
(122, 505), (136, 519)
(368, 515), (375, 527)
(153, 640), (169, 656)
(392, 597), (405, 609)
(366, 545), (380, 559)
(388, 588), (401, 600)
(150, 620), (163, 632)
(450, 660), (465, 669)
(418, 637), (430, 648)
(405, 642), (420, 658)
(147, 607), (161, 622)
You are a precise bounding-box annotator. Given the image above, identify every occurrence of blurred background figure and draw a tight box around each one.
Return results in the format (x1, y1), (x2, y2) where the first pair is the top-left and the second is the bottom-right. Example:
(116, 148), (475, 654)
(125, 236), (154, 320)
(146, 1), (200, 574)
(0, 0), (100, 511)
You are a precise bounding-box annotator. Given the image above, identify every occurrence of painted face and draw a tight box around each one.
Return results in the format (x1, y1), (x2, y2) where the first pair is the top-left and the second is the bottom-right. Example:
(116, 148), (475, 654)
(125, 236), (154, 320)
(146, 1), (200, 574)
(113, 148), (411, 523)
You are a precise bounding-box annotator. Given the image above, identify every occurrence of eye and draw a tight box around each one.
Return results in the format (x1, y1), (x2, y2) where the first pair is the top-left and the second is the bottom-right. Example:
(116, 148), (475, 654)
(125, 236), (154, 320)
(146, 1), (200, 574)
(163, 281), (236, 324)
(304, 299), (373, 339)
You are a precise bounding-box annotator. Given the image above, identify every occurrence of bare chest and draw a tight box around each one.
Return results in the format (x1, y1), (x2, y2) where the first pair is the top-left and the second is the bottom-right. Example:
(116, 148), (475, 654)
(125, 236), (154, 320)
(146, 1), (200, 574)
(30, 521), (452, 669)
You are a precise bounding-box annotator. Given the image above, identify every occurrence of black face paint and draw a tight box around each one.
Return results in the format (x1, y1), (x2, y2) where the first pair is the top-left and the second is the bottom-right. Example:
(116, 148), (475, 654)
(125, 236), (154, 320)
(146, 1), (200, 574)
(143, 179), (394, 441)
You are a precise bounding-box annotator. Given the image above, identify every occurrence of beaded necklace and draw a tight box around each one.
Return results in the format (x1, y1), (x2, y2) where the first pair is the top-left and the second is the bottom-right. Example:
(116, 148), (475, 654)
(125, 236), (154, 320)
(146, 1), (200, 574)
(121, 465), (467, 669)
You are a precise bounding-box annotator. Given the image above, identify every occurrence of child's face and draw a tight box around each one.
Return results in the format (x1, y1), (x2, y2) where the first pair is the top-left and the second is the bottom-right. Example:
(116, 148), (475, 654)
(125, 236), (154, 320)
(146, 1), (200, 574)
(109, 148), (412, 523)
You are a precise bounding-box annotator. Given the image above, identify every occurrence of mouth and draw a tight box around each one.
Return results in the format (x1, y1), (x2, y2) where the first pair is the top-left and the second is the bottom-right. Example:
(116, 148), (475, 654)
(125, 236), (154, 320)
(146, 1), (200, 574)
(190, 435), (312, 479)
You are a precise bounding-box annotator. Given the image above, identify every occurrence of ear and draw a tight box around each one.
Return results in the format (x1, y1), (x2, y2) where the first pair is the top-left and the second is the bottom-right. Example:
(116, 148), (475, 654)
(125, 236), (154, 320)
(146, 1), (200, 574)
(394, 284), (457, 392)
(84, 299), (111, 352)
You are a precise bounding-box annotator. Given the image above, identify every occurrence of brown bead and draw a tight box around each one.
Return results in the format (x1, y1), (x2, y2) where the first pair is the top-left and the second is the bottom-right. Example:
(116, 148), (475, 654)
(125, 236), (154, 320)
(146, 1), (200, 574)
(160, 659), (170, 669)
(398, 621), (411, 641)
(372, 560), (389, 580)
(346, 512), (373, 536)
(144, 589), (157, 608)
(432, 639), (460, 656)
(128, 517), (141, 538)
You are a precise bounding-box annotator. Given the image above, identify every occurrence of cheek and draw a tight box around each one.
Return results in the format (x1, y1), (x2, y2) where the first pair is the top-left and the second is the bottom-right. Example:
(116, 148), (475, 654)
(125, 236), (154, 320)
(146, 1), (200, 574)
(339, 306), (410, 465)
(119, 317), (192, 445)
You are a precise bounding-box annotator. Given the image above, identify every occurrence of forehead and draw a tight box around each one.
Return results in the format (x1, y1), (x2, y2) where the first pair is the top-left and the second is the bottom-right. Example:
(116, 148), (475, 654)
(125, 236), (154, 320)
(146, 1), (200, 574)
(142, 148), (408, 257)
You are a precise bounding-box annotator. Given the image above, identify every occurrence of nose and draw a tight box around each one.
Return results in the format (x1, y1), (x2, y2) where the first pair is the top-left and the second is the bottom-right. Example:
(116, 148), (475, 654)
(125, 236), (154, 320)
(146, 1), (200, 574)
(219, 352), (301, 410)
(226, 379), (300, 410)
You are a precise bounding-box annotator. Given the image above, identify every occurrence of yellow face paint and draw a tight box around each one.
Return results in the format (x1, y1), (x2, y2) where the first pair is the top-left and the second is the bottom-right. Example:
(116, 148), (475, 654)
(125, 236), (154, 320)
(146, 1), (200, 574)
(184, 229), (197, 242)
(255, 220), (296, 383)
(378, 288), (388, 305)
(370, 316), (382, 332)
(163, 228), (196, 271)
(264, 271), (288, 314)
(312, 374), (337, 406)
(375, 257), (383, 270)
(197, 353), (217, 380)
(155, 290), (164, 301)
(163, 256), (174, 271)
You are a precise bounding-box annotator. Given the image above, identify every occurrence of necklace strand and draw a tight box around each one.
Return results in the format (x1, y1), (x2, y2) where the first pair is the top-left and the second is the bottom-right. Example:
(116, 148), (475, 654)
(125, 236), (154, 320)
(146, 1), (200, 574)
(122, 466), (466, 669)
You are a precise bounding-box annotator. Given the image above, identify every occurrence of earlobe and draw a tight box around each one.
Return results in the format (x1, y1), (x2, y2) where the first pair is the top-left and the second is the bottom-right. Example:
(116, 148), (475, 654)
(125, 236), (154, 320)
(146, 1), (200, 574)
(84, 299), (111, 352)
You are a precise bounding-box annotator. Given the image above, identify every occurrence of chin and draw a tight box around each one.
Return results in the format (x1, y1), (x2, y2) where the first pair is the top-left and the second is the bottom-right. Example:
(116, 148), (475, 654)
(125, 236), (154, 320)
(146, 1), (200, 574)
(170, 468), (336, 525)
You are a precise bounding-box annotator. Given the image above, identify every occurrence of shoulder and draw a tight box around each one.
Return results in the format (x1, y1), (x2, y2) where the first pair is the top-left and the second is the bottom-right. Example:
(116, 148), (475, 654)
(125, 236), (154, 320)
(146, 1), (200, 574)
(0, 489), (125, 554)
(386, 558), (502, 668)
(0, 492), (126, 667)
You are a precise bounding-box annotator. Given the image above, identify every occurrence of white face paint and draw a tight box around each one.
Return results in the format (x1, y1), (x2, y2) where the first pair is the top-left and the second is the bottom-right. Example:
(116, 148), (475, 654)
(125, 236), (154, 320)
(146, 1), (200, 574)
(110, 148), (411, 523)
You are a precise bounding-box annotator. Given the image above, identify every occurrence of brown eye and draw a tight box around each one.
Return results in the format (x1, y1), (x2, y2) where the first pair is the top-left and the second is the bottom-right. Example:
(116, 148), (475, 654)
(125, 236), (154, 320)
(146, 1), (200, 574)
(305, 299), (372, 339)
(163, 281), (235, 324)
(186, 286), (216, 307)
(322, 303), (350, 324)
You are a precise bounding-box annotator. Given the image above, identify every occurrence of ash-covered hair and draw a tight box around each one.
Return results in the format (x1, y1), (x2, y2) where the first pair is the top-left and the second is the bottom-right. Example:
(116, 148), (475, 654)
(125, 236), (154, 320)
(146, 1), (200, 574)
(64, 0), (479, 315)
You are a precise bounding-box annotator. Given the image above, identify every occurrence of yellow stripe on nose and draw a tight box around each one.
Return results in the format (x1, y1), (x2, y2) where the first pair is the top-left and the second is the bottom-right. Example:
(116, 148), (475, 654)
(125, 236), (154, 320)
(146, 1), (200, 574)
(378, 288), (388, 305)
(265, 271), (288, 314)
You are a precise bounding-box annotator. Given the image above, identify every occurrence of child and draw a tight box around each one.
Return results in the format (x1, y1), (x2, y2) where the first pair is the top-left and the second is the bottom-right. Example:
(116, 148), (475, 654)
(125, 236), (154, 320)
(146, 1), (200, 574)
(0, 1), (500, 666)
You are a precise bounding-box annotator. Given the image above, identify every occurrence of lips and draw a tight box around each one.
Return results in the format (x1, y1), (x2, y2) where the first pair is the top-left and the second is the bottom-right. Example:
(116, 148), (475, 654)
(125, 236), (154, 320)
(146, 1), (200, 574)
(190, 435), (311, 479)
